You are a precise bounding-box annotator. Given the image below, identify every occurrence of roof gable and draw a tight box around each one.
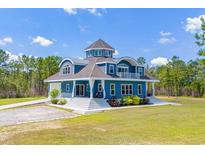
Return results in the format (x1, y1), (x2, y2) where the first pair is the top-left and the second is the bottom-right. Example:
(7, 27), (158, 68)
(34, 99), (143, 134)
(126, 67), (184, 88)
(84, 39), (114, 51)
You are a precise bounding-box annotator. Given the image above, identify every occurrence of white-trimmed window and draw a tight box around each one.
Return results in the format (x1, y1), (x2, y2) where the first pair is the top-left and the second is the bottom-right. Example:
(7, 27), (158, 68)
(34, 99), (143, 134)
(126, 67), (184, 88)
(138, 84), (142, 95)
(63, 65), (70, 75)
(121, 84), (133, 95)
(138, 67), (143, 76)
(98, 83), (103, 92)
(99, 50), (102, 56)
(105, 50), (109, 57)
(110, 83), (115, 96)
(109, 65), (114, 74)
(66, 84), (70, 92)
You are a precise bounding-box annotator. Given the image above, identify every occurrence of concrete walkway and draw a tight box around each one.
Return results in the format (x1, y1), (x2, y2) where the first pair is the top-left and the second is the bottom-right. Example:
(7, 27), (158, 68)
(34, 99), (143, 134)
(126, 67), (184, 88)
(48, 97), (179, 114)
(0, 98), (49, 110)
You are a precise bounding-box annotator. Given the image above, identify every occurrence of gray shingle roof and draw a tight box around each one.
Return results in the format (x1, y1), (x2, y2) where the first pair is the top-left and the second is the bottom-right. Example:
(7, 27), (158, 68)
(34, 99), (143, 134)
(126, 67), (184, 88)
(45, 57), (156, 82)
(45, 57), (112, 82)
(84, 39), (114, 51)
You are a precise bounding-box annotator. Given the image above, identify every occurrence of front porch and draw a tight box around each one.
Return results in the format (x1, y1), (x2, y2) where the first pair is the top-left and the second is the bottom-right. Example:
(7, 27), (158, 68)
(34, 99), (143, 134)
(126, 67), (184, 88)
(51, 79), (157, 99)
(60, 79), (107, 99)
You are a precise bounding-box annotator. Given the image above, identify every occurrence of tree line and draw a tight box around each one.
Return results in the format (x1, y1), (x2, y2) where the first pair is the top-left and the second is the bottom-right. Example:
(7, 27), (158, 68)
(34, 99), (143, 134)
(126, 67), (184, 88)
(0, 50), (61, 98)
(147, 56), (205, 97)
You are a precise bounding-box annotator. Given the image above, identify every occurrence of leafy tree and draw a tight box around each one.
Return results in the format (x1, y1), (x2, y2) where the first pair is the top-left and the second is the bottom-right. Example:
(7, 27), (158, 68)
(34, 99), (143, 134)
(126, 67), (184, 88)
(136, 57), (146, 65)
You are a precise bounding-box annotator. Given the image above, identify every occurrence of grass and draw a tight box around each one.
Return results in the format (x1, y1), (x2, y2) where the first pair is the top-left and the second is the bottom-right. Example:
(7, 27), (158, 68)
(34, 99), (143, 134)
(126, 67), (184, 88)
(0, 97), (46, 106)
(0, 96), (205, 144)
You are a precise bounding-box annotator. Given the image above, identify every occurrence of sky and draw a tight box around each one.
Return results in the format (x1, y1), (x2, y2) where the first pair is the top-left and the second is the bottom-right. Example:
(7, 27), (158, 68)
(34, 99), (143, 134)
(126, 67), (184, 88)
(0, 8), (204, 65)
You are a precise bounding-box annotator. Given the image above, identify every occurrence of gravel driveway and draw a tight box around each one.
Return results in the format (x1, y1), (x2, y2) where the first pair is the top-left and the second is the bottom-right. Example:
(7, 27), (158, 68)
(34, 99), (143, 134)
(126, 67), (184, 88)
(0, 105), (78, 127)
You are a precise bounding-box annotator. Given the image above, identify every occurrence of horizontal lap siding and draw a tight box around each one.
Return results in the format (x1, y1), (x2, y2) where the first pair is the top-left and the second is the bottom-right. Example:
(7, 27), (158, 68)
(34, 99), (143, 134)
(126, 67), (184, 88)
(105, 80), (146, 99)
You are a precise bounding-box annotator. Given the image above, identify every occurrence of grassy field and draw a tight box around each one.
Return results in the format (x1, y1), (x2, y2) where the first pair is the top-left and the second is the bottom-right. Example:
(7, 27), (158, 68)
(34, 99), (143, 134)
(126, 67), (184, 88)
(0, 97), (46, 106)
(0, 96), (205, 144)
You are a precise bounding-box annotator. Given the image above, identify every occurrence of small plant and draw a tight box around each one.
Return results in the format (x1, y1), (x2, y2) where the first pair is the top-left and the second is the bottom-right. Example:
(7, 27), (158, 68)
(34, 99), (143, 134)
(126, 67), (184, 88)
(121, 95), (141, 106)
(57, 98), (67, 105)
(107, 97), (120, 107)
(139, 98), (150, 105)
(50, 89), (59, 104)
(50, 89), (59, 98)
(51, 99), (58, 104)
(132, 95), (140, 105)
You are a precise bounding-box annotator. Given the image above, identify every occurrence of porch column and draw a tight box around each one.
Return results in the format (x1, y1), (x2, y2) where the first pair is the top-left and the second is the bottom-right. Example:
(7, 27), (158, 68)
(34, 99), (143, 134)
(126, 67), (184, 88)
(152, 82), (155, 96)
(89, 79), (94, 99)
(101, 80), (106, 99)
(145, 82), (148, 97)
(72, 80), (76, 97)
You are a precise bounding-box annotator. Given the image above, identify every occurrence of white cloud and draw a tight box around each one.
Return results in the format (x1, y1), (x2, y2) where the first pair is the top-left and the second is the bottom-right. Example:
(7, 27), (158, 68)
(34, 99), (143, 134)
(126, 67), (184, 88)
(113, 50), (119, 56)
(64, 8), (103, 16)
(0, 37), (13, 45)
(158, 37), (176, 44)
(185, 15), (205, 33)
(151, 57), (169, 66)
(32, 36), (53, 47)
(5, 51), (22, 62)
(86, 8), (102, 16)
(64, 8), (77, 15)
(160, 31), (172, 37)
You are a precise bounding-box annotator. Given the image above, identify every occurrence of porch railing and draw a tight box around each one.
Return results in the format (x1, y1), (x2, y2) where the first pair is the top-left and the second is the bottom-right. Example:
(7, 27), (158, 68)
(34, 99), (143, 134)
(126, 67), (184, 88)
(117, 72), (140, 79)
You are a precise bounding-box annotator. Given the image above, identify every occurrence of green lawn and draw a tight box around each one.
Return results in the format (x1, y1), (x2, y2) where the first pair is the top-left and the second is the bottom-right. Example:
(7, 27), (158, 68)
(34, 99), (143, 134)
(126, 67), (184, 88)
(0, 97), (46, 106)
(0, 96), (205, 144)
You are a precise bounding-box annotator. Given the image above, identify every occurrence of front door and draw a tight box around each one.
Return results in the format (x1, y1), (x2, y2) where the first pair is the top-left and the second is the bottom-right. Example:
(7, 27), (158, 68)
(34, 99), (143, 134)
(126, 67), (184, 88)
(75, 84), (85, 96)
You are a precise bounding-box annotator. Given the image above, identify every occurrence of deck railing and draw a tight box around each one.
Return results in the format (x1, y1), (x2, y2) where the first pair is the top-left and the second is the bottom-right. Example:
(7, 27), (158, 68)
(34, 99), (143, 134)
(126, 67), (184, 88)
(117, 72), (141, 79)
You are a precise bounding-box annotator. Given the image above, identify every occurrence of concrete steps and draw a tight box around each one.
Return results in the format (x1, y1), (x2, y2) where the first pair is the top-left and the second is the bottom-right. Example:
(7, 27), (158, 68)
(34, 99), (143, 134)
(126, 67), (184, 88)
(65, 98), (111, 110)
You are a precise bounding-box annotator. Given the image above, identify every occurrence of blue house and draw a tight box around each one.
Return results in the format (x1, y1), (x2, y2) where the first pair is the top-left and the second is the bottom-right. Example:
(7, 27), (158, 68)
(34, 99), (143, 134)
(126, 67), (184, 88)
(45, 39), (158, 102)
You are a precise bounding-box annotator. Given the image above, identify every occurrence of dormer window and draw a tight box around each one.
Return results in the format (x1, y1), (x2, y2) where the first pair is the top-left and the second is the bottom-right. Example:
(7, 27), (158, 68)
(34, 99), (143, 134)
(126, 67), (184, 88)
(138, 67), (143, 76)
(109, 65), (115, 74)
(63, 65), (70, 75)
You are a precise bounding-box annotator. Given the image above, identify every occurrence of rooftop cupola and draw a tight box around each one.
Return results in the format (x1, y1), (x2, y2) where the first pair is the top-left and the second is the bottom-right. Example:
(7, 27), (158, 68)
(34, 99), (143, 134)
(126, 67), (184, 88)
(84, 39), (115, 58)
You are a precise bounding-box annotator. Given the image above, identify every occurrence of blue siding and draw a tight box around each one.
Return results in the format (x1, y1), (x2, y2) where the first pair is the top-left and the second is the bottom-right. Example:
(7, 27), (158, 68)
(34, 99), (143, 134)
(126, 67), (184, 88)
(76, 80), (90, 97)
(74, 65), (85, 73)
(107, 63), (117, 75)
(137, 66), (145, 76)
(104, 80), (146, 99)
(61, 81), (73, 93)
(93, 80), (103, 98)
(60, 79), (146, 99)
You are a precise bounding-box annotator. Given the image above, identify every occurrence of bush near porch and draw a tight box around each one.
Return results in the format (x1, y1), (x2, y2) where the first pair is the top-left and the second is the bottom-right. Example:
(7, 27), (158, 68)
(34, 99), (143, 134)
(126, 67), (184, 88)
(107, 95), (149, 107)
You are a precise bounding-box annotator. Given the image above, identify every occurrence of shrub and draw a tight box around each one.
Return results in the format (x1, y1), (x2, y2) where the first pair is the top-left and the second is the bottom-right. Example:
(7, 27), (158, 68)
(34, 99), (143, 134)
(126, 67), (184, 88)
(107, 97), (120, 107)
(121, 96), (130, 105)
(139, 98), (150, 105)
(50, 89), (59, 99)
(132, 95), (141, 105)
(121, 95), (141, 106)
(51, 99), (58, 104)
(57, 98), (67, 105)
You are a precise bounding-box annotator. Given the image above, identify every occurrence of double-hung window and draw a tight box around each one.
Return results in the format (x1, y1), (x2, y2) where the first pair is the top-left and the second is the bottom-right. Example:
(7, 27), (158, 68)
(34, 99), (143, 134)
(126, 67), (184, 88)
(66, 84), (70, 92)
(121, 84), (133, 95)
(138, 84), (142, 95)
(109, 65), (114, 74)
(98, 83), (103, 92)
(138, 67), (143, 76)
(110, 84), (115, 96)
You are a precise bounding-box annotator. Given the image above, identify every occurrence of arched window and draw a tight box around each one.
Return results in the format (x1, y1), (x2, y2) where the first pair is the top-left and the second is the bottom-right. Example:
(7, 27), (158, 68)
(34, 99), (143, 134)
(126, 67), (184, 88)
(63, 65), (70, 75)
